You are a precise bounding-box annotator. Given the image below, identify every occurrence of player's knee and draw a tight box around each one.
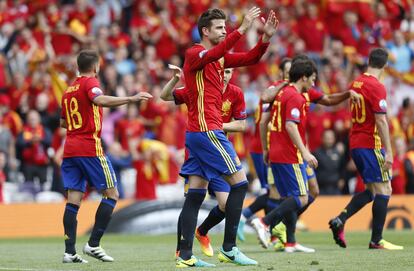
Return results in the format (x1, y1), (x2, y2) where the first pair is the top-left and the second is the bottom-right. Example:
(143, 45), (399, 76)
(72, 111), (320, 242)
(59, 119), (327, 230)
(218, 202), (226, 212)
(310, 185), (319, 198)
(103, 187), (119, 200)
(299, 195), (308, 207)
(67, 190), (83, 206)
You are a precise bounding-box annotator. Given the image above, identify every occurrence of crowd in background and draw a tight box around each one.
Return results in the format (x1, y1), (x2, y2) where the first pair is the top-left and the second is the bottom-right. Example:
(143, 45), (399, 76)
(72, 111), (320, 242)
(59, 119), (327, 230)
(0, 0), (414, 203)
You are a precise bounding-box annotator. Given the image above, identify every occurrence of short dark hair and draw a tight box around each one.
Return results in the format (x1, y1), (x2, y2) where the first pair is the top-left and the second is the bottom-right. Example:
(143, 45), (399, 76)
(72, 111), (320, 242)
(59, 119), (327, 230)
(368, 48), (388, 69)
(289, 59), (316, 83)
(197, 9), (226, 38)
(279, 58), (292, 71)
(292, 54), (309, 63)
(77, 50), (100, 73)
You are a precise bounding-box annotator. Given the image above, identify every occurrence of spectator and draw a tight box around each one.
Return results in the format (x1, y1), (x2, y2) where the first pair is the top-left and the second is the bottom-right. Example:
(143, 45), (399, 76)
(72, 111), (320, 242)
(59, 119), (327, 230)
(0, 115), (16, 173)
(16, 110), (51, 192)
(404, 139), (414, 193)
(313, 130), (344, 195)
(106, 142), (132, 199)
(392, 137), (407, 194)
(387, 30), (414, 73)
(0, 151), (5, 203)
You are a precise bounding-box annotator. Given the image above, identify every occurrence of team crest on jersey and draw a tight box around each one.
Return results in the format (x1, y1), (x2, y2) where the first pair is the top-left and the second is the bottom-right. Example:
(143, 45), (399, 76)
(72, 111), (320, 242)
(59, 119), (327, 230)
(222, 99), (232, 116)
(352, 81), (363, 89)
(199, 49), (208, 58)
(291, 108), (300, 119)
(92, 87), (103, 95)
(379, 99), (387, 111)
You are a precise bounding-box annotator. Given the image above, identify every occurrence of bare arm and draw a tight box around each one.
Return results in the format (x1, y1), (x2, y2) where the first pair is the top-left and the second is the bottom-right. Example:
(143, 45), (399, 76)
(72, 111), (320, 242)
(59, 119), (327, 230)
(223, 119), (246, 133)
(160, 77), (180, 101)
(375, 114), (393, 170)
(93, 92), (152, 107)
(160, 65), (181, 101)
(186, 7), (260, 71)
(285, 121), (318, 168)
(318, 90), (361, 106)
(260, 111), (271, 163)
(261, 82), (288, 103)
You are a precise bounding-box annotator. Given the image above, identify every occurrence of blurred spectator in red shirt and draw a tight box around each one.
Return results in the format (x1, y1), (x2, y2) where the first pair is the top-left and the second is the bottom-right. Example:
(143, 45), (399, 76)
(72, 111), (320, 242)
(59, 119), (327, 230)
(405, 139), (414, 194)
(0, 150), (5, 203)
(392, 137), (407, 194)
(16, 110), (51, 191)
(67, 0), (95, 36)
(297, 3), (329, 56)
(0, 94), (22, 138)
(307, 104), (333, 152)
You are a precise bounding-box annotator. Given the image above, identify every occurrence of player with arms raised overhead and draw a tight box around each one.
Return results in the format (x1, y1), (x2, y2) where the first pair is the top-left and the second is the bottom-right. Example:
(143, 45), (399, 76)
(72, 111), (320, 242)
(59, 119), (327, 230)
(61, 50), (152, 263)
(176, 7), (278, 267)
(161, 65), (247, 259)
(329, 48), (403, 250)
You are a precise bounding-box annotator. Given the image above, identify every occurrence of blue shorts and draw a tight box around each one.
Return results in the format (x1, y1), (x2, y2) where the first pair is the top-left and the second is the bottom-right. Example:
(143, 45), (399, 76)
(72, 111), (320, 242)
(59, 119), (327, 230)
(250, 152), (268, 189)
(304, 161), (316, 180)
(181, 130), (242, 181)
(61, 156), (117, 192)
(351, 148), (391, 183)
(271, 163), (308, 197)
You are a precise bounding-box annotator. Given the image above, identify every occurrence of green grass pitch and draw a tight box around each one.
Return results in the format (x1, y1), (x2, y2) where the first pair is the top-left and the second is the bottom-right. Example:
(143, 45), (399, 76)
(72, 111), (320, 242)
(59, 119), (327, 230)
(0, 231), (412, 271)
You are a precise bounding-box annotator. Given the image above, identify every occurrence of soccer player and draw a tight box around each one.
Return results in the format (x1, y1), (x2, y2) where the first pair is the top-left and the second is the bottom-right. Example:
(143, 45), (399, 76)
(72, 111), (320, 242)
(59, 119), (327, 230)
(251, 58), (318, 252)
(329, 48), (404, 250)
(161, 65), (247, 258)
(176, 7), (278, 267)
(258, 55), (361, 251)
(61, 50), (152, 263)
(238, 58), (290, 243)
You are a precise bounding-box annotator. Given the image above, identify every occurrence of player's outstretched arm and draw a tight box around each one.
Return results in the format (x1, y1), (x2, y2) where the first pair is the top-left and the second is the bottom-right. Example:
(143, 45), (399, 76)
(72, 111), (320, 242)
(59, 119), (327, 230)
(185, 7), (261, 71)
(224, 10), (278, 68)
(318, 90), (361, 106)
(93, 92), (153, 107)
(375, 114), (393, 171)
(261, 10), (279, 43)
(223, 119), (247, 133)
(261, 81), (288, 103)
(285, 121), (318, 168)
(160, 64), (182, 101)
(259, 111), (271, 164)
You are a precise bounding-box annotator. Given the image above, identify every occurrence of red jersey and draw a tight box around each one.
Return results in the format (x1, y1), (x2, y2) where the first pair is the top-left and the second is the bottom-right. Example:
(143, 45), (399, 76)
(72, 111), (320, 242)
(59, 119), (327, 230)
(268, 85), (307, 164)
(173, 83), (246, 123)
(221, 84), (246, 123)
(302, 88), (325, 145)
(349, 73), (388, 150)
(183, 30), (269, 132)
(250, 80), (286, 154)
(61, 76), (104, 157)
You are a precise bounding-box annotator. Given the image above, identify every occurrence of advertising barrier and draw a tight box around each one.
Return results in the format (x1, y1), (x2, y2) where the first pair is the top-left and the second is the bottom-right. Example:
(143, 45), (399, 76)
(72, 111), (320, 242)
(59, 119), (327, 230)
(0, 196), (413, 238)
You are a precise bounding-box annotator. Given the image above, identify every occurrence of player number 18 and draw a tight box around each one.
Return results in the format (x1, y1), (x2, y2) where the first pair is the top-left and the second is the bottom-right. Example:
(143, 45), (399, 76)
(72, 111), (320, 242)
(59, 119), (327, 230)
(64, 97), (83, 130)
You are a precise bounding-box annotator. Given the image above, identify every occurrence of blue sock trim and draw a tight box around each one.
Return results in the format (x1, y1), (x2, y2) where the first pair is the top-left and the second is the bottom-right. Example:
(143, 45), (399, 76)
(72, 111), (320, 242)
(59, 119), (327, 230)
(102, 198), (117, 208)
(65, 205), (79, 214)
(242, 208), (253, 219)
(293, 196), (302, 209)
(375, 194), (390, 200)
(231, 180), (248, 188)
(308, 195), (315, 204)
(187, 188), (207, 195)
(266, 199), (280, 209)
